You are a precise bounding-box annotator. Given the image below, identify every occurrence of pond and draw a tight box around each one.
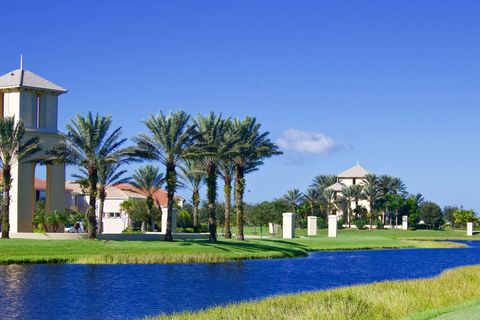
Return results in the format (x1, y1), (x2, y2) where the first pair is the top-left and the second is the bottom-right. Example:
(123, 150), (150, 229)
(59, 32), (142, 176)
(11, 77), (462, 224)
(1, 241), (479, 320)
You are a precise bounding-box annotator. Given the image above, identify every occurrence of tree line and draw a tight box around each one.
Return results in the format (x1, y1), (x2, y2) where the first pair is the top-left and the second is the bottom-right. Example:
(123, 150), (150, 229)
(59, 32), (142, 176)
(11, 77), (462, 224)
(0, 112), (282, 241)
(279, 174), (478, 230)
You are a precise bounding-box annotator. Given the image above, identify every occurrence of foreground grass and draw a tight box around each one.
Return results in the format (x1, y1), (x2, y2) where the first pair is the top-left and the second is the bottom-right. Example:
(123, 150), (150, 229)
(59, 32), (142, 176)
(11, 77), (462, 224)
(152, 265), (480, 320)
(0, 229), (475, 264)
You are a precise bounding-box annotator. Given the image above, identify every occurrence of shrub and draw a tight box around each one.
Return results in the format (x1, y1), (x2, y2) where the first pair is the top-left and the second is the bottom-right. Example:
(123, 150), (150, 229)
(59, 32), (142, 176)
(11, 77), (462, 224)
(375, 220), (384, 230)
(296, 218), (307, 229)
(337, 218), (345, 229)
(354, 219), (368, 230)
(317, 217), (326, 229)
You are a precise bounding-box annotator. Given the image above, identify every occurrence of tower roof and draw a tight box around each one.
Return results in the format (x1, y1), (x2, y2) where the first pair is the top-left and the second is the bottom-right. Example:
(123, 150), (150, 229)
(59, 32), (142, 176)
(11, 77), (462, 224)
(0, 69), (67, 93)
(337, 164), (371, 178)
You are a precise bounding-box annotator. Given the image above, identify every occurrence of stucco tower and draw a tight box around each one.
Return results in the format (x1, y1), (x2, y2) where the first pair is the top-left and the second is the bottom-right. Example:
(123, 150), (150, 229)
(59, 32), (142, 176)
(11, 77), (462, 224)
(0, 66), (67, 233)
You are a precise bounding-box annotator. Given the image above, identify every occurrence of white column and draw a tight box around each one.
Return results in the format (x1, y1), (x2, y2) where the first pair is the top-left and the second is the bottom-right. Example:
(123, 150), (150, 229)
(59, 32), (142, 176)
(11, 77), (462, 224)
(307, 216), (317, 236)
(328, 215), (337, 238)
(402, 215), (408, 230)
(269, 223), (275, 234)
(467, 222), (473, 236)
(161, 207), (177, 234)
(10, 161), (35, 233)
(282, 212), (295, 239)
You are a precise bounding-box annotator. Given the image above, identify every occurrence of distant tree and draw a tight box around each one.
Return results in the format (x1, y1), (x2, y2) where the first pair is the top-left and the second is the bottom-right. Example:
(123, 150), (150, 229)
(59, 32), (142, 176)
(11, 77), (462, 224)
(302, 188), (320, 218)
(131, 165), (164, 232)
(341, 185), (363, 228)
(453, 208), (477, 229)
(443, 206), (459, 228)
(246, 201), (275, 237)
(420, 202), (443, 230)
(282, 189), (303, 212)
(362, 182), (380, 229)
(179, 160), (206, 229)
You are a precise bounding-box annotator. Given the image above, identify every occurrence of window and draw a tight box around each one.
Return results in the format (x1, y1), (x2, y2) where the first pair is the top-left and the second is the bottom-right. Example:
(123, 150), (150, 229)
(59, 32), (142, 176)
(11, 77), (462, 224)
(115, 212), (121, 218)
(0, 93), (4, 118)
(35, 94), (42, 128)
(109, 212), (115, 218)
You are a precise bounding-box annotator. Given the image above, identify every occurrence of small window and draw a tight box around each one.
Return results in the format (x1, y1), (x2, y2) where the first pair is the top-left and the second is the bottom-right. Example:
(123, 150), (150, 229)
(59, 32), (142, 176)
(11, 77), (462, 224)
(109, 212), (115, 218)
(36, 94), (42, 128)
(0, 93), (4, 118)
(115, 212), (121, 218)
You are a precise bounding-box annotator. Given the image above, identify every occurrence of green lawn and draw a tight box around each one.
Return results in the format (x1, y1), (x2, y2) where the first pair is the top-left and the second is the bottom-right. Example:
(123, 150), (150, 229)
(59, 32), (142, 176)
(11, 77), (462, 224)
(0, 229), (475, 264)
(151, 265), (480, 320)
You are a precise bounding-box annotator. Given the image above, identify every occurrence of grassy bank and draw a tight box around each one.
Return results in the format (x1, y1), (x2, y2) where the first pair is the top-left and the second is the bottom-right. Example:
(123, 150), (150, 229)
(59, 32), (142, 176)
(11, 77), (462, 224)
(0, 229), (474, 264)
(152, 265), (480, 320)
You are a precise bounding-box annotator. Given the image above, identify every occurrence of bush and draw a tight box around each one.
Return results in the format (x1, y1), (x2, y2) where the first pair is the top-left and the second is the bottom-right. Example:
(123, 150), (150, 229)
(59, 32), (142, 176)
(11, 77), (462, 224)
(296, 218), (307, 229)
(375, 220), (384, 230)
(317, 217), (326, 229)
(122, 227), (142, 234)
(354, 219), (368, 230)
(337, 218), (345, 229)
(181, 227), (195, 233)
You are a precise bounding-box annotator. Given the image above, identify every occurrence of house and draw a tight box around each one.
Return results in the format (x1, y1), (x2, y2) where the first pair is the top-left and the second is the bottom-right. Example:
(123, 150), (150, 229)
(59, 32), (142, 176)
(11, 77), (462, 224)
(326, 163), (372, 221)
(34, 179), (184, 233)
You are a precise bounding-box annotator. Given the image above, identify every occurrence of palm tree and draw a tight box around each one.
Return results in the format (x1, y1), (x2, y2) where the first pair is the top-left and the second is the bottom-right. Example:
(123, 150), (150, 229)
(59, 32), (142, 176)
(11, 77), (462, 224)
(362, 183), (380, 229)
(323, 188), (336, 216)
(303, 188), (320, 218)
(131, 165), (164, 232)
(311, 175), (337, 216)
(218, 159), (235, 238)
(193, 113), (236, 242)
(390, 177), (407, 228)
(73, 162), (130, 234)
(0, 117), (42, 239)
(179, 160), (205, 229)
(341, 184), (363, 228)
(282, 189), (303, 212)
(47, 112), (131, 239)
(134, 111), (196, 241)
(311, 175), (337, 190)
(377, 175), (393, 225)
(231, 117), (281, 240)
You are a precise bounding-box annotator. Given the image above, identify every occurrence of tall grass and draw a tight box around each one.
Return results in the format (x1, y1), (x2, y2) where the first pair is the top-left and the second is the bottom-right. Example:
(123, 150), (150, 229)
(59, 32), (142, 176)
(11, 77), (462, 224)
(152, 265), (480, 320)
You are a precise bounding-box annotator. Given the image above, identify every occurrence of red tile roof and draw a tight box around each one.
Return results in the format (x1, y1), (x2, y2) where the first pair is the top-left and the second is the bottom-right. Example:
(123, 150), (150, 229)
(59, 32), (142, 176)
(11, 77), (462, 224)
(113, 183), (173, 207)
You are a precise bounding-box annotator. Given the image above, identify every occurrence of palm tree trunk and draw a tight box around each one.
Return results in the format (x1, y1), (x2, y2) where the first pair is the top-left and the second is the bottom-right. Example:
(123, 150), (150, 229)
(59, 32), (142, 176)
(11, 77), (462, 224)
(223, 175), (232, 239)
(192, 190), (200, 228)
(348, 203), (352, 228)
(235, 165), (245, 241)
(1, 165), (12, 239)
(87, 167), (98, 239)
(98, 190), (105, 234)
(206, 163), (217, 242)
(164, 163), (176, 241)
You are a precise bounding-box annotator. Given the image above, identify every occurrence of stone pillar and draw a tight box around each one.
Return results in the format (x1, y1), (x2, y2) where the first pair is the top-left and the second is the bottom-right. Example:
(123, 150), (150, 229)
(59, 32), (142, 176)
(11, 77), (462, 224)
(10, 162), (35, 233)
(282, 212), (295, 239)
(328, 215), (337, 238)
(161, 207), (177, 234)
(402, 215), (408, 230)
(467, 222), (473, 236)
(307, 216), (317, 236)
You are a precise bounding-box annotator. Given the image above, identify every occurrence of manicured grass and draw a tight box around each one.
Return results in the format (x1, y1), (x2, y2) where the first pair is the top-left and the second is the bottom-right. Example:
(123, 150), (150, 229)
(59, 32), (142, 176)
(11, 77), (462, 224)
(151, 265), (480, 320)
(0, 229), (474, 264)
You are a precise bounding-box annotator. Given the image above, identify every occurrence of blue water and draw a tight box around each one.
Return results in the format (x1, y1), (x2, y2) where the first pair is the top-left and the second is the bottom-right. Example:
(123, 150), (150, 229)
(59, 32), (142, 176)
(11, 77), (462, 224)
(0, 241), (479, 320)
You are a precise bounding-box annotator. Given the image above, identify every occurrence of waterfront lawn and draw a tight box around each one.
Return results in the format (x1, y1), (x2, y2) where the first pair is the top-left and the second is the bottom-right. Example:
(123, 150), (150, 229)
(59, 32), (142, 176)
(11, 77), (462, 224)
(0, 229), (475, 264)
(152, 265), (480, 320)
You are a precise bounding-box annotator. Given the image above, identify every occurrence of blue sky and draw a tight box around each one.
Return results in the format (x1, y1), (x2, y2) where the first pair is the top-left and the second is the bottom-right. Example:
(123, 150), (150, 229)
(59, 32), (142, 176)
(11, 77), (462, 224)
(1, 1), (479, 210)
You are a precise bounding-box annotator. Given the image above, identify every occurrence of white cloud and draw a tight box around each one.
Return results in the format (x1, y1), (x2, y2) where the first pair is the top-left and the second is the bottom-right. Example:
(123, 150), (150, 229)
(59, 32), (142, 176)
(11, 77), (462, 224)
(276, 129), (338, 154)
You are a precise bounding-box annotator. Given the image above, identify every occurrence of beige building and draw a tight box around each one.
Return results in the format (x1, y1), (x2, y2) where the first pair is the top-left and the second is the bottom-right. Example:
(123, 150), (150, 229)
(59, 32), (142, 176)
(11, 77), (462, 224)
(0, 67), (67, 233)
(327, 163), (372, 220)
